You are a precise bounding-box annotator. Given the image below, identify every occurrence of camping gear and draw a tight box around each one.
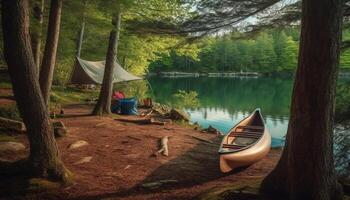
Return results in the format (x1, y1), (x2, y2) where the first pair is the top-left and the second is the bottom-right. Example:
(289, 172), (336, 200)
(143, 98), (153, 107)
(119, 98), (138, 115)
(70, 58), (142, 85)
(111, 100), (121, 114)
(218, 109), (271, 173)
(113, 91), (125, 100)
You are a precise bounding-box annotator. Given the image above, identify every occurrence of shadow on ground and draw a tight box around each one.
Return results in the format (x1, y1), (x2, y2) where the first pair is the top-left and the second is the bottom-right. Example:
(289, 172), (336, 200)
(63, 136), (252, 200)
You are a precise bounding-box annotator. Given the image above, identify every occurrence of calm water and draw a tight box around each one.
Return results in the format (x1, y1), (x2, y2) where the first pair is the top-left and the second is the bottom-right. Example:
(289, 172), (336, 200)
(148, 77), (294, 147)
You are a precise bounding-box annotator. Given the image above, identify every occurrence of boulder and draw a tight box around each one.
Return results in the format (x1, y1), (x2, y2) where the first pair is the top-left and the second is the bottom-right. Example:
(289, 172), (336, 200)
(201, 125), (222, 136)
(170, 109), (190, 121)
(68, 140), (89, 149)
(0, 142), (25, 152)
(152, 103), (171, 116)
(52, 121), (67, 138)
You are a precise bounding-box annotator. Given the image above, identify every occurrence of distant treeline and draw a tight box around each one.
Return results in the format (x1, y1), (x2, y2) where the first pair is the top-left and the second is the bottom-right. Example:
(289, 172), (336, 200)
(149, 28), (350, 73)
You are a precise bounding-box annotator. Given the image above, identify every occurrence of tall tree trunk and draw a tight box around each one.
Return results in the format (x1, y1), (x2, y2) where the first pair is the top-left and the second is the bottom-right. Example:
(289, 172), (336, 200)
(261, 0), (344, 199)
(92, 11), (121, 115)
(30, 0), (44, 73)
(76, 21), (85, 58)
(2, 0), (70, 183)
(76, 0), (87, 58)
(39, 0), (62, 105)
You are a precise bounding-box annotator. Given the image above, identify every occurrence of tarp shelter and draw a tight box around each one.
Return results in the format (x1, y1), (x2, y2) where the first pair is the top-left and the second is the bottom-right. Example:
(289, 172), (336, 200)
(70, 57), (142, 85)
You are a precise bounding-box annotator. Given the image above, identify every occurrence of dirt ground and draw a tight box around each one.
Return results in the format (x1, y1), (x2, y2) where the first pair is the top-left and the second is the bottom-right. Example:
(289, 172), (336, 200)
(0, 104), (282, 200)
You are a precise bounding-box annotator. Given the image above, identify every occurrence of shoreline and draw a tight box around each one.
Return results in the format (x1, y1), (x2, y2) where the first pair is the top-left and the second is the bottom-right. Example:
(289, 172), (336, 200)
(147, 71), (350, 78)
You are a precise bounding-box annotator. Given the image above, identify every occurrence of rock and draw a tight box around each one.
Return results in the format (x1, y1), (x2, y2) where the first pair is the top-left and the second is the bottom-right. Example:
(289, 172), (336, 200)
(0, 142), (25, 152)
(201, 125), (222, 136)
(152, 103), (171, 116)
(170, 109), (190, 121)
(193, 122), (200, 130)
(68, 140), (89, 149)
(74, 156), (92, 165)
(53, 121), (67, 138)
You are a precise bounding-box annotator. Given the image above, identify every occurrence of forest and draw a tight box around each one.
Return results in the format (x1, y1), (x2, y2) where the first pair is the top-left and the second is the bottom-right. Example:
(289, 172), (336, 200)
(0, 0), (349, 200)
(150, 29), (350, 73)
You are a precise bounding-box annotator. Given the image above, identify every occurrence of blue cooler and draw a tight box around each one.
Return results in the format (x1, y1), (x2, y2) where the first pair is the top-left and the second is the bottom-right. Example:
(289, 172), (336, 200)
(119, 98), (138, 115)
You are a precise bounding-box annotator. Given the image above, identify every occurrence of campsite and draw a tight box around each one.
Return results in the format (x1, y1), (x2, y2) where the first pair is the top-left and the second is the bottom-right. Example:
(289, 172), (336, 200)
(0, 0), (350, 200)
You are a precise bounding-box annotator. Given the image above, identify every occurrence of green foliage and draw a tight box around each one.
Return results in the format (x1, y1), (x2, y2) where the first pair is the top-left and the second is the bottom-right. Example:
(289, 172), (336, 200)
(172, 90), (200, 109)
(149, 29), (301, 73)
(340, 49), (350, 69)
(336, 82), (350, 121)
(50, 86), (99, 104)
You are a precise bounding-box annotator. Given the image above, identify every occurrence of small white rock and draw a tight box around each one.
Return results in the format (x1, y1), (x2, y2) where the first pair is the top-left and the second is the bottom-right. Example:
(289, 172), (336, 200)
(68, 140), (89, 149)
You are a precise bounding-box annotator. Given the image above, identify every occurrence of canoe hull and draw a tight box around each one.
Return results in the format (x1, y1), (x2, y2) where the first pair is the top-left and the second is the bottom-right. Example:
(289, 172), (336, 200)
(219, 109), (271, 173)
(220, 129), (271, 173)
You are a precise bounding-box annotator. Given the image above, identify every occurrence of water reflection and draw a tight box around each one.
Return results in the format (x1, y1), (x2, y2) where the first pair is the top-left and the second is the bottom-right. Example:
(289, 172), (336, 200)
(149, 77), (294, 147)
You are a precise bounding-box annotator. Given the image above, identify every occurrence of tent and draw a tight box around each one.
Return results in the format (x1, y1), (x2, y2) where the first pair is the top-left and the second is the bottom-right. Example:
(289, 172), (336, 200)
(70, 57), (142, 85)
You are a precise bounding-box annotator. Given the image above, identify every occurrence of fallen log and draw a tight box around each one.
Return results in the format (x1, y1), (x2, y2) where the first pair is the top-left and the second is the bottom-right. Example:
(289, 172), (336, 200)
(0, 117), (25, 132)
(140, 110), (153, 118)
(150, 117), (172, 125)
(155, 136), (169, 156)
(116, 117), (171, 125)
(116, 118), (151, 124)
(189, 135), (214, 144)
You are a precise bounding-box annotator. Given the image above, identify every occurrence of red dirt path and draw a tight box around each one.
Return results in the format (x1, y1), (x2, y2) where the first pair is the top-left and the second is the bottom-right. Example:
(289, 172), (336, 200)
(1, 104), (282, 200)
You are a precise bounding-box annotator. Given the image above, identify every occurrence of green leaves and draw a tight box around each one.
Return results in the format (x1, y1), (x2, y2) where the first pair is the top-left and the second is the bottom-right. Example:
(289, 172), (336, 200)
(149, 29), (300, 73)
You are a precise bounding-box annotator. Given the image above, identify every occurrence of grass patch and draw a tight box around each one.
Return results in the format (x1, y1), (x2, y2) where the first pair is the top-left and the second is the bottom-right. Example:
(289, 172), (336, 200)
(50, 86), (99, 105)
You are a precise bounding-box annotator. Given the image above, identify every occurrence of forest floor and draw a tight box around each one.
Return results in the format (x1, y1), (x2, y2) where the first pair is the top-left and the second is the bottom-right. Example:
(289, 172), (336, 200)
(0, 98), (284, 200)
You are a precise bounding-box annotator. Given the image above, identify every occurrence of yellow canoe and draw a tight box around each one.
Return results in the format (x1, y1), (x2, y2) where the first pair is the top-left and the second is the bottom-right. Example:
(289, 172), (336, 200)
(218, 109), (271, 173)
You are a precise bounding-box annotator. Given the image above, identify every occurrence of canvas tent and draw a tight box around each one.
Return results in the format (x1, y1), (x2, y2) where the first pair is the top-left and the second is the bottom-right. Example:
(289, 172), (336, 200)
(70, 57), (142, 85)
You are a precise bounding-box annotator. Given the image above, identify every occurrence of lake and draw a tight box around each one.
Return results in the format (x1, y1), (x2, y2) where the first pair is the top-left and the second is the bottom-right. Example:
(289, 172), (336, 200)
(148, 76), (294, 147)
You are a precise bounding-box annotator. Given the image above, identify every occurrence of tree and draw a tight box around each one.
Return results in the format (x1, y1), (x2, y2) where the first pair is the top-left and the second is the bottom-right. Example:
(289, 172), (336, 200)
(39, 0), (63, 105)
(2, 0), (70, 183)
(92, 7), (122, 115)
(272, 31), (289, 70)
(30, 0), (44, 71)
(253, 33), (276, 71)
(282, 36), (298, 70)
(260, 0), (344, 199)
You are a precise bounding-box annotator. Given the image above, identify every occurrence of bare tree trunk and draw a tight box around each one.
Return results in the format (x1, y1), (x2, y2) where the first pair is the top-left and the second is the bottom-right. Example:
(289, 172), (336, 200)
(92, 11), (121, 115)
(261, 0), (344, 199)
(39, 0), (62, 105)
(1, 0), (70, 183)
(76, 0), (87, 58)
(30, 0), (44, 73)
(76, 21), (85, 58)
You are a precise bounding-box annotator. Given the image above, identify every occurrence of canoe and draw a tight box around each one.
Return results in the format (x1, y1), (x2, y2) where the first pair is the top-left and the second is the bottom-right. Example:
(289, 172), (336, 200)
(218, 108), (271, 173)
